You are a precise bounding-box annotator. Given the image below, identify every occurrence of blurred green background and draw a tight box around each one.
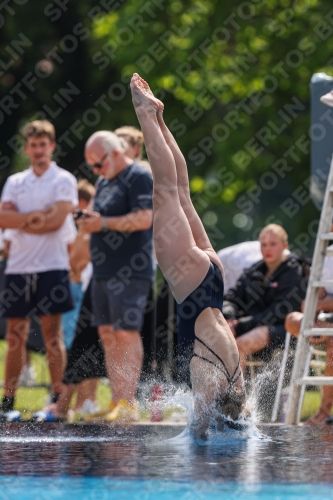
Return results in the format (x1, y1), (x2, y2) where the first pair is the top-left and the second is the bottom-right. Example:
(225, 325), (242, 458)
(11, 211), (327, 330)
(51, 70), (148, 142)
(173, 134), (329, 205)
(1, 0), (332, 253)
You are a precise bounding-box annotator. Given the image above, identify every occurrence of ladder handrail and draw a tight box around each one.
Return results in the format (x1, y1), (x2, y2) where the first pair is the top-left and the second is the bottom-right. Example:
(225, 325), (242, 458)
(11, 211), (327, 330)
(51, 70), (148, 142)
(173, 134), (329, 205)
(285, 155), (333, 425)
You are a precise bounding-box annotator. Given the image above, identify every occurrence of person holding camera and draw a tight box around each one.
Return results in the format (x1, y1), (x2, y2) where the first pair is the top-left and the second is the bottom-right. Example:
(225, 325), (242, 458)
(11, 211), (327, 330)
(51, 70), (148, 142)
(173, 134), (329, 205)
(77, 130), (153, 422)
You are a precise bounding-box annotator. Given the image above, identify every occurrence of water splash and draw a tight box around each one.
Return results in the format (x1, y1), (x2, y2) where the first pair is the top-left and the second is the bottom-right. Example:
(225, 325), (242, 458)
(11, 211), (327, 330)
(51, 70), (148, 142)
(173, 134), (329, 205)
(143, 382), (269, 446)
(167, 422), (266, 446)
(245, 349), (292, 424)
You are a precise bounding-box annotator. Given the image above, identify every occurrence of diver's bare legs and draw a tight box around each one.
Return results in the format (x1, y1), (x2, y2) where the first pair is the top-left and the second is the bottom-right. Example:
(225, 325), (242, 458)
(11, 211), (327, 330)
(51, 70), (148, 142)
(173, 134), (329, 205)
(156, 111), (223, 267)
(131, 73), (210, 303)
(131, 74), (246, 432)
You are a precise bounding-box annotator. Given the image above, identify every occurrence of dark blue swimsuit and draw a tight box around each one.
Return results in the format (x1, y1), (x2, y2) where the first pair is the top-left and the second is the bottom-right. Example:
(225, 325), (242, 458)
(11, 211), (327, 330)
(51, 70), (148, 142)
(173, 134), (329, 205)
(177, 261), (241, 388)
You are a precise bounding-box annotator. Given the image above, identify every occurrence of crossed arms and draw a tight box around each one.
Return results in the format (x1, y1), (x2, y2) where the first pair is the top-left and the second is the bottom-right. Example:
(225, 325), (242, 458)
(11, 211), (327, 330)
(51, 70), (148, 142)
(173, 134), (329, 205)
(0, 201), (73, 234)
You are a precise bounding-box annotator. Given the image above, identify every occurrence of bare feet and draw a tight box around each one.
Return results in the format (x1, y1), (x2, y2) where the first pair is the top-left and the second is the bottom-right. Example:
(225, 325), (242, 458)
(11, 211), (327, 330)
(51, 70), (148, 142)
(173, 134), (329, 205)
(304, 407), (331, 425)
(130, 73), (164, 113)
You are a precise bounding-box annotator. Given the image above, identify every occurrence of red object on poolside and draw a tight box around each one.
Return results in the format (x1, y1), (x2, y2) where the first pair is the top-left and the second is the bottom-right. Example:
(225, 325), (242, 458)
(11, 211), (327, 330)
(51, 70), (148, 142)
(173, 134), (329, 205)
(151, 384), (163, 422)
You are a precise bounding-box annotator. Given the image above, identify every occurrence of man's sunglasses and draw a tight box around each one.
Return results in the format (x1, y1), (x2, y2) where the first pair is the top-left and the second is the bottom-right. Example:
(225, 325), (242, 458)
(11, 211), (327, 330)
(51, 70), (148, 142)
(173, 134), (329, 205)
(87, 152), (109, 170)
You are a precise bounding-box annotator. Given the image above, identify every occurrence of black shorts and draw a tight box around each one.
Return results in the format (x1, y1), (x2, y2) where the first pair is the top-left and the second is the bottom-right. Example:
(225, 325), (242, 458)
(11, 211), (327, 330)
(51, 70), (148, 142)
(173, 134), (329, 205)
(0, 270), (74, 318)
(91, 276), (151, 330)
(63, 279), (156, 385)
(268, 324), (286, 347)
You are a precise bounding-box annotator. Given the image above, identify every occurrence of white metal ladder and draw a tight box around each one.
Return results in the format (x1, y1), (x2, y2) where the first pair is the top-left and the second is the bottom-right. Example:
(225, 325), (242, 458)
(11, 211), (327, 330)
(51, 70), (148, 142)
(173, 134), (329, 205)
(285, 156), (333, 424)
(271, 332), (327, 422)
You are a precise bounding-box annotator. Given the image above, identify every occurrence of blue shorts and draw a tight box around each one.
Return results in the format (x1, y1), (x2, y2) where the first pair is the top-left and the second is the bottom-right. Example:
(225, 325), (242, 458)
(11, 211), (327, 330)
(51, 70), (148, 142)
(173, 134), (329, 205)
(91, 276), (151, 330)
(0, 270), (74, 318)
(62, 281), (84, 350)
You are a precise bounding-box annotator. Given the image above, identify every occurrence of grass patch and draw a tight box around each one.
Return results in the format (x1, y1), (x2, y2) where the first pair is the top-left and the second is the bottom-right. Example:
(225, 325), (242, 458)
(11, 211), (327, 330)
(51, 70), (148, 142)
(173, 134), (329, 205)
(0, 340), (112, 419)
(300, 390), (324, 421)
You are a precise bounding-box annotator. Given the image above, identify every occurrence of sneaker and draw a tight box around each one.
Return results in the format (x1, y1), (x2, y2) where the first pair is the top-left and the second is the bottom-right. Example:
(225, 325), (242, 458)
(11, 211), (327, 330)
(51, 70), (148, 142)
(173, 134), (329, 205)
(104, 399), (140, 423)
(32, 410), (65, 423)
(320, 90), (333, 107)
(19, 365), (37, 386)
(0, 396), (15, 416)
(69, 400), (101, 422)
(80, 399), (100, 416)
(2, 410), (21, 422)
(85, 401), (116, 419)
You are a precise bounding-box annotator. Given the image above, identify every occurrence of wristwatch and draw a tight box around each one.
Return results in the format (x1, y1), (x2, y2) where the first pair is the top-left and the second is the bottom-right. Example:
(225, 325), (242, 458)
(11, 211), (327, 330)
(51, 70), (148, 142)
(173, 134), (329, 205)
(102, 216), (108, 232)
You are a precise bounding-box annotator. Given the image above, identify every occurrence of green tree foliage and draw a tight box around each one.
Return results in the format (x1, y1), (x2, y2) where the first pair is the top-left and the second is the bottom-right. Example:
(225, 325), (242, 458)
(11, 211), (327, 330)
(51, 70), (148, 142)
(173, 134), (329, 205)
(1, 0), (332, 250)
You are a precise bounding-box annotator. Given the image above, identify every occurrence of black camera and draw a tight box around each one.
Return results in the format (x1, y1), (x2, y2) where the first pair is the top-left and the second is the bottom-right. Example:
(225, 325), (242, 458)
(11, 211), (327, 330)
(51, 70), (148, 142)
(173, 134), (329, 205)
(73, 209), (89, 220)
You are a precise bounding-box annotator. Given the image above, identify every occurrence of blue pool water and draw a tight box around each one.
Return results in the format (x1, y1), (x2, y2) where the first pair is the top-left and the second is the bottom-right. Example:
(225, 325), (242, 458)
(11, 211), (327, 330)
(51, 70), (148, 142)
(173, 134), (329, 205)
(1, 478), (333, 500)
(0, 423), (332, 499)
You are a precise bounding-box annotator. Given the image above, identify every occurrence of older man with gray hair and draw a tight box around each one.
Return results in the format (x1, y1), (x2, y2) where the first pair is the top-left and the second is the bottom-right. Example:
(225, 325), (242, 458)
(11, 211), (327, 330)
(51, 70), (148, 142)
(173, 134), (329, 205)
(78, 130), (153, 422)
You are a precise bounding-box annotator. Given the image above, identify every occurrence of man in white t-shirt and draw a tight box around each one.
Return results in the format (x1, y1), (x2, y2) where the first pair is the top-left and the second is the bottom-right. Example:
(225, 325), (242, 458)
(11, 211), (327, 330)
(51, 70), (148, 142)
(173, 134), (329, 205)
(0, 120), (78, 417)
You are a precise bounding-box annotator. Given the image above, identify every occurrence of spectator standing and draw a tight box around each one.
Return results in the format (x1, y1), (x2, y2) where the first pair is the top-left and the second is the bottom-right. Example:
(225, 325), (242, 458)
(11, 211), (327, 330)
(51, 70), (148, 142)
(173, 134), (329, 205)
(78, 130), (153, 422)
(223, 224), (306, 371)
(60, 179), (99, 416)
(0, 120), (78, 416)
(62, 179), (95, 351)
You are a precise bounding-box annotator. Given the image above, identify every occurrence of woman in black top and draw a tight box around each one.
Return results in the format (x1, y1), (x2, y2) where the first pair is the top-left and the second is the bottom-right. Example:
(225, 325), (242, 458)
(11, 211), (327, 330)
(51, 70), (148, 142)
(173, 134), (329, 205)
(223, 224), (307, 371)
